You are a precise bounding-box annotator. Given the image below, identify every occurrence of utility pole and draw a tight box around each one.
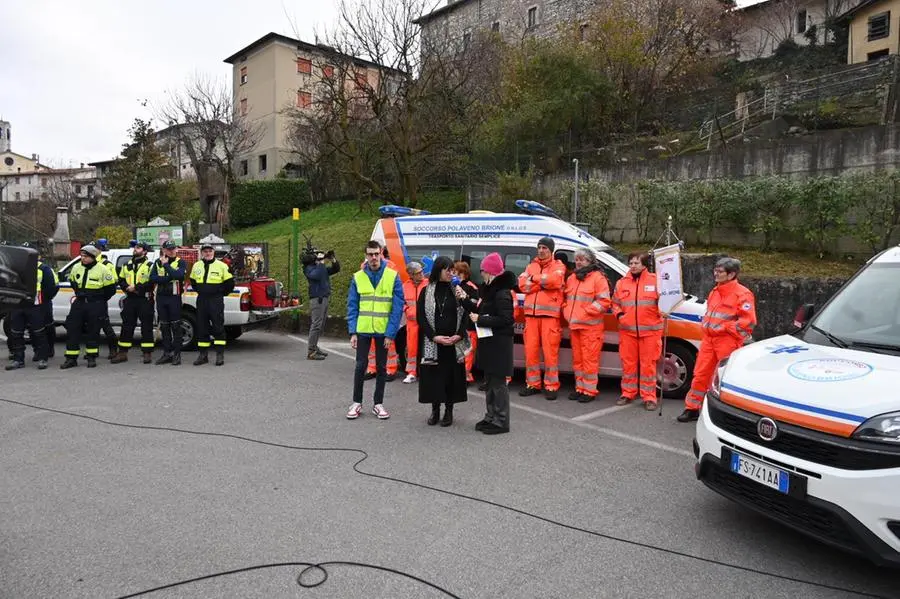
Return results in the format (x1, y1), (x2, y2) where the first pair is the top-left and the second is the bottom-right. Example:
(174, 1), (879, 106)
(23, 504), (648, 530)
(572, 158), (580, 223)
(0, 179), (6, 241)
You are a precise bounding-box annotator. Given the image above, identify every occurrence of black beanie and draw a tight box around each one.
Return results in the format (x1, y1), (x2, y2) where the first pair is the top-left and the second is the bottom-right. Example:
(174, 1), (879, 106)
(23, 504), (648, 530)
(537, 236), (555, 252)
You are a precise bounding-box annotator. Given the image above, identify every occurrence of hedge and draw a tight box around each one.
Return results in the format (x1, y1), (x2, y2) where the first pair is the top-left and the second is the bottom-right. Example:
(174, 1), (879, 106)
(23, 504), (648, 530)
(229, 179), (313, 228)
(548, 172), (900, 256)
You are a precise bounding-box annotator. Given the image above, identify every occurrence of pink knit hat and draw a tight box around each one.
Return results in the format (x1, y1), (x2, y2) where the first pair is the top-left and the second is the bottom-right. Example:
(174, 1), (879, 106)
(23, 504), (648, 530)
(480, 252), (504, 276)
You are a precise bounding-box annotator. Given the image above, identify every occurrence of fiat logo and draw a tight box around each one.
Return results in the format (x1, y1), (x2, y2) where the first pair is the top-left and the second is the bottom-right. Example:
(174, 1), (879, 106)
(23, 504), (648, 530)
(757, 417), (778, 441)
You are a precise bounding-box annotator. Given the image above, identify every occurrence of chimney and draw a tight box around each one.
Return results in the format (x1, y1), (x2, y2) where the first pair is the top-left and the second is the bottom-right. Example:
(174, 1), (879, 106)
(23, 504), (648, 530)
(52, 206), (71, 260)
(80, 163), (84, 169)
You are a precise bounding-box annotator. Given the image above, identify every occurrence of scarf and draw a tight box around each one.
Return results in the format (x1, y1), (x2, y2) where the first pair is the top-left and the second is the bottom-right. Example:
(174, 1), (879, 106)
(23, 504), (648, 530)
(575, 263), (601, 281)
(421, 282), (471, 365)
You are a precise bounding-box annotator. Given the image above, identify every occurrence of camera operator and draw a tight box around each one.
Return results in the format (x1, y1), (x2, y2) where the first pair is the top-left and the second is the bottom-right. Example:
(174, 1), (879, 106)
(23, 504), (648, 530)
(303, 247), (340, 360)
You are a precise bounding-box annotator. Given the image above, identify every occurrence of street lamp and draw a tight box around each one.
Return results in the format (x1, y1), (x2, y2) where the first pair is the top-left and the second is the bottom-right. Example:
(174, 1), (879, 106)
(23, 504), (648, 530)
(572, 158), (579, 223)
(0, 179), (7, 241)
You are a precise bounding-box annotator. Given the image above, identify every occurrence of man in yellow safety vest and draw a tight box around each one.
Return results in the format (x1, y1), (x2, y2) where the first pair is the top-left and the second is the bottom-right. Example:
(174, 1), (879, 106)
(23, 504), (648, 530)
(345, 240), (404, 420)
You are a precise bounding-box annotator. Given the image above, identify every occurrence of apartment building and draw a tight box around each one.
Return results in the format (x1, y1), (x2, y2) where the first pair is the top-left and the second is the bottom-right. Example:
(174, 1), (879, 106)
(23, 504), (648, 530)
(224, 32), (398, 181)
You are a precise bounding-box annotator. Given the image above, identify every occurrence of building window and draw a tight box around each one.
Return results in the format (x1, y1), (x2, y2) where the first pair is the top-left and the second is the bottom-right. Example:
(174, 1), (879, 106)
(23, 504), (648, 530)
(240, 98), (248, 116)
(240, 66), (248, 85)
(41, 177), (47, 187)
(527, 6), (537, 28)
(14, 192), (20, 200)
(75, 184), (82, 194)
(868, 12), (890, 41)
(258, 154), (267, 173)
(14, 176), (19, 184)
(491, 21), (500, 32)
(354, 70), (368, 89)
(297, 90), (312, 108)
(240, 160), (248, 176)
(796, 9), (807, 34)
(297, 58), (312, 74)
(868, 48), (890, 60)
(41, 192), (48, 201)
(322, 64), (334, 78)
(463, 31), (471, 47)
(88, 185), (94, 196)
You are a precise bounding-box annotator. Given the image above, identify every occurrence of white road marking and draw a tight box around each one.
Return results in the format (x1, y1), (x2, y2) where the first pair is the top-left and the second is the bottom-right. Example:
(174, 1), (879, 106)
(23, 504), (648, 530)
(571, 404), (630, 421)
(286, 334), (692, 458)
(288, 334), (357, 361)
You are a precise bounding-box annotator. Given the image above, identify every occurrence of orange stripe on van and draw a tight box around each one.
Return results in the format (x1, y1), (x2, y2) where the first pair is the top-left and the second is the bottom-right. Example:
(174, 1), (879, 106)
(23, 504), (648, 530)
(381, 218), (408, 282)
(719, 389), (857, 438)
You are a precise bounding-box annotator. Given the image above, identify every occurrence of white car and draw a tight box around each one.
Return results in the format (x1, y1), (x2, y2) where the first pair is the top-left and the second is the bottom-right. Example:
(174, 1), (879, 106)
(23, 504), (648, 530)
(371, 203), (709, 398)
(694, 244), (900, 566)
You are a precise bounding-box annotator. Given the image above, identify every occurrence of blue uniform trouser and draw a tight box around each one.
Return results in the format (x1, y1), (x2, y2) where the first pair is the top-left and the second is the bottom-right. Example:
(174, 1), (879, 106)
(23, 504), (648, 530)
(9, 305), (49, 362)
(157, 295), (182, 354)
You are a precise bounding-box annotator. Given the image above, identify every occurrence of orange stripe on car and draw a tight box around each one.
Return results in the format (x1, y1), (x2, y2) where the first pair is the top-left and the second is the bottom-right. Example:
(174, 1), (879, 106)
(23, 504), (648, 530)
(719, 389), (857, 438)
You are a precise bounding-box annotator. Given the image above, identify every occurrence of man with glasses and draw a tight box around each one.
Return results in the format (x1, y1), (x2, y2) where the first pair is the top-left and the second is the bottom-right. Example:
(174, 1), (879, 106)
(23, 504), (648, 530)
(346, 240), (404, 420)
(678, 257), (756, 423)
(189, 243), (235, 366)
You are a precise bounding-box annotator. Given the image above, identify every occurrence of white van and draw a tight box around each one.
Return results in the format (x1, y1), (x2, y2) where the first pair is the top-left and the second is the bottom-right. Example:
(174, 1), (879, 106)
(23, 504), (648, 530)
(370, 204), (709, 398)
(694, 243), (900, 565)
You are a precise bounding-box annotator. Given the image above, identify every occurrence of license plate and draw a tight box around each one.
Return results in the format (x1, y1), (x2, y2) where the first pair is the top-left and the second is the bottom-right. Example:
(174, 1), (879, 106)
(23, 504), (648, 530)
(730, 451), (790, 494)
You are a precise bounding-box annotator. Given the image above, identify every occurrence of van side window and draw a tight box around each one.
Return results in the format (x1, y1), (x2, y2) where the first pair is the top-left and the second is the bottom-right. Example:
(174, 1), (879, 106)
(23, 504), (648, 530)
(405, 246), (458, 264)
(597, 261), (622, 289)
(461, 248), (491, 285)
(504, 253), (533, 277)
(116, 256), (130, 270)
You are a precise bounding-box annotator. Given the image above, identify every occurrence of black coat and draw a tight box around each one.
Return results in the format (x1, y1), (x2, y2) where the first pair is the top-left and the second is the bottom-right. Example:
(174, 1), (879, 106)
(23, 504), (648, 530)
(463, 271), (516, 377)
(416, 282), (469, 405)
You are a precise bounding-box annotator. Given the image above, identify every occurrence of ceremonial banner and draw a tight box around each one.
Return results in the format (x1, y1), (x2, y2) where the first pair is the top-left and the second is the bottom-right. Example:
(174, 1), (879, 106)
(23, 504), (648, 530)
(654, 243), (684, 315)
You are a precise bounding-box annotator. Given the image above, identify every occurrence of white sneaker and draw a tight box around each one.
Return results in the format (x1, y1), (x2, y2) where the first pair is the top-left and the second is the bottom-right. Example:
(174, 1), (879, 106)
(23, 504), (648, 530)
(346, 402), (363, 419)
(372, 404), (390, 419)
(402, 374), (417, 384)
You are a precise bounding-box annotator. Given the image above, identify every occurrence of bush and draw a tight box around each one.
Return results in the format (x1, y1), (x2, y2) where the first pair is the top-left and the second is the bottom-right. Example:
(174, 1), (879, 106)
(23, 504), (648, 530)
(229, 179), (313, 228)
(557, 172), (900, 254)
(94, 225), (132, 248)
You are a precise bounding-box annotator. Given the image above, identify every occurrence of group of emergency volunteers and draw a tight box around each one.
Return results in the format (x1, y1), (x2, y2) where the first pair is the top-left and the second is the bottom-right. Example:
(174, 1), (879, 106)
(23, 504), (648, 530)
(347, 235), (757, 424)
(4, 239), (236, 371)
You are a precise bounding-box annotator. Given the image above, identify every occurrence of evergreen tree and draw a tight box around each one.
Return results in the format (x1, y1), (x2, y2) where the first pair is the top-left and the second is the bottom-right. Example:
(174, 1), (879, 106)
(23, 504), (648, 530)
(103, 118), (174, 223)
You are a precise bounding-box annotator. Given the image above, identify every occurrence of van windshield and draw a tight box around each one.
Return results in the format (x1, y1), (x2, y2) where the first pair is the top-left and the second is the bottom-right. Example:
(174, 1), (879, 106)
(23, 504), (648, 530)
(808, 263), (900, 354)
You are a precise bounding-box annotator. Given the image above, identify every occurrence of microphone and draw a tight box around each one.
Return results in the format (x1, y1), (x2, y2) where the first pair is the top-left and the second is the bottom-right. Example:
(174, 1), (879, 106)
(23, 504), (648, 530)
(450, 276), (461, 286)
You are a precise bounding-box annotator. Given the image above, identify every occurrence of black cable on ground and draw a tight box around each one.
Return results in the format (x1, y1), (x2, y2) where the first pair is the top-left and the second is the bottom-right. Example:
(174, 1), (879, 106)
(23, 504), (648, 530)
(0, 397), (892, 599)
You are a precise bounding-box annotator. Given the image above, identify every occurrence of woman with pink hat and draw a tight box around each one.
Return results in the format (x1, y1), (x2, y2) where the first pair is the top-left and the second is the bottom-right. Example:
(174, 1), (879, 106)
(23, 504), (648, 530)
(456, 252), (515, 434)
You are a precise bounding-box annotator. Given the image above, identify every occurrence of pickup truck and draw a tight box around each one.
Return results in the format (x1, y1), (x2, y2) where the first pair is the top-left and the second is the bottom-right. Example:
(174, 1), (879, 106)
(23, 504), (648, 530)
(46, 249), (294, 349)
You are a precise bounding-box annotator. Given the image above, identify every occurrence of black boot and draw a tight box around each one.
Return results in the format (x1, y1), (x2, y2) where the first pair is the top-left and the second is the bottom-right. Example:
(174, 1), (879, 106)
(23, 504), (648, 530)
(427, 403), (440, 426)
(440, 404), (454, 427)
(215, 350), (224, 366)
(86, 356), (97, 368)
(155, 352), (173, 365)
(60, 358), (78, 369)
(193, 350), (209, 366)
(171, 352), (181, 366)
(677, 409), (700, 423)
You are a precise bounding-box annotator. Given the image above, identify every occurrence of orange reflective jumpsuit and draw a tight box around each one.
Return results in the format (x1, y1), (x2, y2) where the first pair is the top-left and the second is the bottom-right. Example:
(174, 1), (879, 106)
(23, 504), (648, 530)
(563, 269), (611, 398)
(518, 257), (566, 391)
(684, 279), (757, 411)
(613, 269), (663, 402)
(365, 258), (399, 376)
(403, 277), (427, 376)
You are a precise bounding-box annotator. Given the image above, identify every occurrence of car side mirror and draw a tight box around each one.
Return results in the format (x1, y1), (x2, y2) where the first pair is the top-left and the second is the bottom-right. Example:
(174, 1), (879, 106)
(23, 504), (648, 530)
(792, 303), (816, 329)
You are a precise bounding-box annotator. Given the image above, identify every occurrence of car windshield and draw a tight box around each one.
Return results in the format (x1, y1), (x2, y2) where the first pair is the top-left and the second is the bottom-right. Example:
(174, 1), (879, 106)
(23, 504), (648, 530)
(809, 263), (900, 352)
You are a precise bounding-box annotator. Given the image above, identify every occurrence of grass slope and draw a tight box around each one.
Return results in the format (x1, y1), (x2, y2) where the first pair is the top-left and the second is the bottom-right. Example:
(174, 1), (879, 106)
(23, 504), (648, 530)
(229, 193), (863, 319)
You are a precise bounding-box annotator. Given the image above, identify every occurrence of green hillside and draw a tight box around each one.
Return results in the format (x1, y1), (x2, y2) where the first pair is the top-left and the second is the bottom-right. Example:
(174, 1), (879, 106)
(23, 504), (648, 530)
(227, 191), (466, 317)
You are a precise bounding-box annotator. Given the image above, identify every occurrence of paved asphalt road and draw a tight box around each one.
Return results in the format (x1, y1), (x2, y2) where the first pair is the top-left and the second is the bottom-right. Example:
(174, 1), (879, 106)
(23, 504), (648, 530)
(1, 331), (897, 599)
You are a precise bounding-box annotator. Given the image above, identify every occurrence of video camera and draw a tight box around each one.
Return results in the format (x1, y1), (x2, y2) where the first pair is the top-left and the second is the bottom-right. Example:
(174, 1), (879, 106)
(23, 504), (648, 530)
(301, 235), (335, 266)
(0, 244), (39, 315)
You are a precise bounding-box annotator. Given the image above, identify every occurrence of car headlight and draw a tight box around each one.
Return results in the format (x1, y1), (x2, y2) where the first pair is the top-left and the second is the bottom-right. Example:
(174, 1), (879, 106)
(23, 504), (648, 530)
(709, 357), (729, 398)
(853, 412), (900, 444)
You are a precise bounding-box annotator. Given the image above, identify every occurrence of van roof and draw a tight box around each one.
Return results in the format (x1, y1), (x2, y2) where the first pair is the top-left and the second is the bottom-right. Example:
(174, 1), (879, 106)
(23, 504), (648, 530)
(380, 212), (613, 250)
(873, 245), (900, 264)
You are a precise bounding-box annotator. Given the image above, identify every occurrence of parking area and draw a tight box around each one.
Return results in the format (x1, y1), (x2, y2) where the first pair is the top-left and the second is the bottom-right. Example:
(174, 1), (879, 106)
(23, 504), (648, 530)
(1, 330), (896, 599)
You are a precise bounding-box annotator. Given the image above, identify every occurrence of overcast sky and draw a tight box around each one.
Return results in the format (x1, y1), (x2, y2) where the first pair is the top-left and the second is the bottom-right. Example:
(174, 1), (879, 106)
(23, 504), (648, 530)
(1, 0), (764, 168)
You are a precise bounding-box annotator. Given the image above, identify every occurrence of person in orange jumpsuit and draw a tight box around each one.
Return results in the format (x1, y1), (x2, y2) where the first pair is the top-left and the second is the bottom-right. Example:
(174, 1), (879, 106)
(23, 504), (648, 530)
(613, 252), (664, 410)
(518, 237), (567, 400)
(563, 248), (611, 404)
(402, 261), (427, 384)
(678, 257), (756, 423)
(453, 261), (481, 384)
(364, 246), (400, 380)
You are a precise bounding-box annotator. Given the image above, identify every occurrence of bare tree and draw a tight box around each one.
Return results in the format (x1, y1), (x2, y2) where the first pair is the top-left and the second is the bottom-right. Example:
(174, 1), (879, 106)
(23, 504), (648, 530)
(286, 0), (501, 207)
(156, 74), (263, 226)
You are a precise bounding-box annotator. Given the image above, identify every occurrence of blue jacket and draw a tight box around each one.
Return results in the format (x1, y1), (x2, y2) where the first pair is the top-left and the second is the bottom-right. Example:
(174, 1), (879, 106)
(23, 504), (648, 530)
(304, 260), (341, 298)
(346, 261), (404, 339)
(149, 257), (187, 295)
(38, 262), (59, 305)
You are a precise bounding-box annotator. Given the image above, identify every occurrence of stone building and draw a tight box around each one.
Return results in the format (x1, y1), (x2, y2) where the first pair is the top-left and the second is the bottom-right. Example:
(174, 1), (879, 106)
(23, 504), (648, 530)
(413, 0), (602, 51)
